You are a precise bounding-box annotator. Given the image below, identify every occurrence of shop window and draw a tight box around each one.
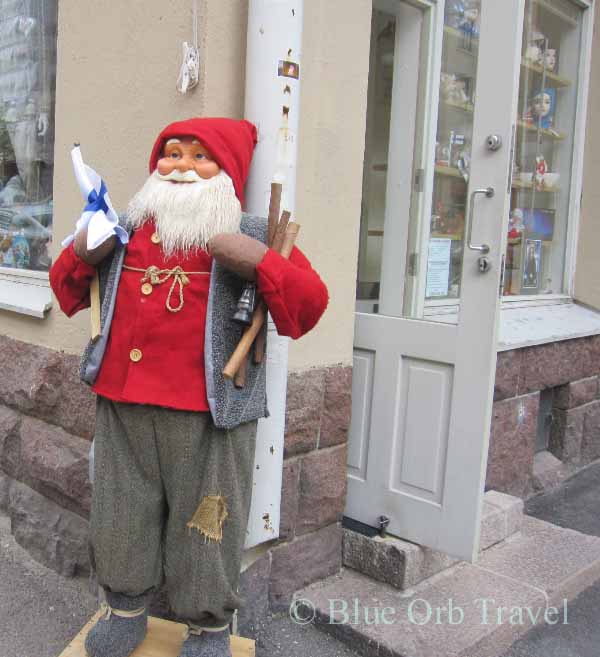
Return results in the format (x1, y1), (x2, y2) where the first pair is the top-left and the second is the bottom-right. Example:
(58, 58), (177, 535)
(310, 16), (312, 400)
(505, 0), (584, 297)
(357, 0), (591, 323)
(0, 2), (57, 280)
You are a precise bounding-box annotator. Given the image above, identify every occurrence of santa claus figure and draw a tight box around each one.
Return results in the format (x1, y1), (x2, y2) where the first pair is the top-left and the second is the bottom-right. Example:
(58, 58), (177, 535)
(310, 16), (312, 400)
(49, 117), (329, 657)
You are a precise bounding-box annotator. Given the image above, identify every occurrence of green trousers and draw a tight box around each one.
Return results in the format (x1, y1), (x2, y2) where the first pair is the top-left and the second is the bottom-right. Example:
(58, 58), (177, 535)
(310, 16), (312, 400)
(89, 397), (258, 629)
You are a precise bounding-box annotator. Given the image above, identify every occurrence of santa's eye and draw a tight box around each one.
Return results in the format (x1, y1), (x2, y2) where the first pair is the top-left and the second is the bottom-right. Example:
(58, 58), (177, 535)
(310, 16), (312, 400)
(195, 153), (207, 160)
(169, 152), (181, 159)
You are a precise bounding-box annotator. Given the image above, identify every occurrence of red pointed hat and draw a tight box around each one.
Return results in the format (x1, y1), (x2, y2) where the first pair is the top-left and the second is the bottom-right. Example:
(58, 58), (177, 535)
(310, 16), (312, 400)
(148, 117), (258, 207)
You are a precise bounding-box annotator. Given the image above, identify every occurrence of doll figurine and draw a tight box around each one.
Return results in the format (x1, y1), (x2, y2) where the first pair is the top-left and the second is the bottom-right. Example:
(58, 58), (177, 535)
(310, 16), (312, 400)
(524, 89), (555, 130)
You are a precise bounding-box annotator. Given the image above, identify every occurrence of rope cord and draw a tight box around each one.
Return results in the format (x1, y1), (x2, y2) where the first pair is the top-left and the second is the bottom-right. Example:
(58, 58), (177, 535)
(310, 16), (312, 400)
(123, 264), (209, 313)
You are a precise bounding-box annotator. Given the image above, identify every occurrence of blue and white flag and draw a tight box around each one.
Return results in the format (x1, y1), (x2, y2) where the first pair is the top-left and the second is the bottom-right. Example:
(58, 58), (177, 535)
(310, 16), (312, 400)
(62, 145), (129, 249)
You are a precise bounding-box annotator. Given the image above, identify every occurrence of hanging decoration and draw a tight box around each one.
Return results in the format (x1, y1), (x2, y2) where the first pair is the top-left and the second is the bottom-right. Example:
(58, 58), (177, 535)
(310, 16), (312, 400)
(177, 0), (200, 94)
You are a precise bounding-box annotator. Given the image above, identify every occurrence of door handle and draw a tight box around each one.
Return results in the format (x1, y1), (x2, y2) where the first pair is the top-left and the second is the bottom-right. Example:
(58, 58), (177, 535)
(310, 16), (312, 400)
(466, 187), (494, 254)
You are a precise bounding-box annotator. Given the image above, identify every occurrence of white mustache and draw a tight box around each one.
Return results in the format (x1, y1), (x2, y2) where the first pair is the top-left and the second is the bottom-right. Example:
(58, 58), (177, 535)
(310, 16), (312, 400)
(155, 169), (204, 183)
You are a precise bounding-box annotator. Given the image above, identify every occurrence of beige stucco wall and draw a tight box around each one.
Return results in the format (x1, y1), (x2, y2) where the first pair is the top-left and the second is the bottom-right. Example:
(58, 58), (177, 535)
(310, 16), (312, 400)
(575, 4), (600, 308)
(289, 0), (371, 370)
(0, 0), (370, 373)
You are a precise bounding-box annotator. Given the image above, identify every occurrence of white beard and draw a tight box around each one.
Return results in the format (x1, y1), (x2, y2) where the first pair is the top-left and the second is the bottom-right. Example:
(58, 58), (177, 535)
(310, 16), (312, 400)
(126, 170), (242, 257)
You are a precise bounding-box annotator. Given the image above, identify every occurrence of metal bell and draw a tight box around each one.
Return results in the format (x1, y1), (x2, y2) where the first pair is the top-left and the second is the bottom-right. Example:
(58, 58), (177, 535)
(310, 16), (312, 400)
(233, 282), (257, 325)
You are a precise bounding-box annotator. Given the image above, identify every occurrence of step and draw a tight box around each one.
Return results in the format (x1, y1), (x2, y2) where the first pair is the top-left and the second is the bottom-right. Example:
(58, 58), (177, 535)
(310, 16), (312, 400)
(59, 610), (255, 657)
(298, 515), (600, 657)
(343, 490), (523, 589)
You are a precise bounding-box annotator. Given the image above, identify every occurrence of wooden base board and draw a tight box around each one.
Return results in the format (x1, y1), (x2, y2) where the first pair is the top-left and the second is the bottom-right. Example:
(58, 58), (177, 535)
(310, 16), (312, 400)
(59, 610), (255, 657)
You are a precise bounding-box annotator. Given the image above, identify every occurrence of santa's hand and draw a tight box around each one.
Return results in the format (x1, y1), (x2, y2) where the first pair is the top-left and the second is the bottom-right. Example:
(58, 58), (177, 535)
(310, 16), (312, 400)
(207, 233), (268, 281)
(74, 227), (117, 266)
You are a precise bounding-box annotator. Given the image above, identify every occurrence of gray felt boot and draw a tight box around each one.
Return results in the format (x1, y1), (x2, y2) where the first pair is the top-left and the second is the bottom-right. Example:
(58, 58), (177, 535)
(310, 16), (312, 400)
(84, 590), (149, 657)
(178, 626), (232, 657)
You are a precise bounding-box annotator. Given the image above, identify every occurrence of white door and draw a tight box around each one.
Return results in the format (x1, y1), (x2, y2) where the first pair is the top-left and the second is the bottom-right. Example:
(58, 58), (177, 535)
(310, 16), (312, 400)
(347, 0), (525, 562)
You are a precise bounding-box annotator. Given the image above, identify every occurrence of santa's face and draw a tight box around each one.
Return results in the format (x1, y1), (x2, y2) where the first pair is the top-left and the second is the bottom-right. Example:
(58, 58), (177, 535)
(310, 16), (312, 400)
(126, 135), (242, 256)
(157, 136), (221, 181)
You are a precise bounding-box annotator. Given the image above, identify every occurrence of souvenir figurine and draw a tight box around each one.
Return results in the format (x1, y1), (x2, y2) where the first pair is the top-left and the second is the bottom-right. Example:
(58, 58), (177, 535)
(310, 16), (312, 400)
(542, 48), (557, 72)
(445, 1), (480, 37)
(524, 42), (543, 66)
(49, 118), (329, 657)
(508, 209), (524, 241)
(523, 240), (541, 289)
(524, 89), (556, 130)
(440, 73), (471, 105)
(534, 154), (547, 188)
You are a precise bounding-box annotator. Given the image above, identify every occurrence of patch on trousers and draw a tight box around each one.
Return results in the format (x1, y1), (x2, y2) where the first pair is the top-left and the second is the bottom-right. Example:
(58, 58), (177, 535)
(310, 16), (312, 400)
(186, 495), (229, 543)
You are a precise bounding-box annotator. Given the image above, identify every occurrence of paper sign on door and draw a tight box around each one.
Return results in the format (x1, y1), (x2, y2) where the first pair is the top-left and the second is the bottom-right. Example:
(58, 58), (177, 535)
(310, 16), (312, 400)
(426, 238), (452, 298)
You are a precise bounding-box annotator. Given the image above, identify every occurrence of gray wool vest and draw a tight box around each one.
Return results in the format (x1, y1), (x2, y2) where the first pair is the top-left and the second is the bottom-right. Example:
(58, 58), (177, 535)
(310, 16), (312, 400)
(79, 213), (270, 429)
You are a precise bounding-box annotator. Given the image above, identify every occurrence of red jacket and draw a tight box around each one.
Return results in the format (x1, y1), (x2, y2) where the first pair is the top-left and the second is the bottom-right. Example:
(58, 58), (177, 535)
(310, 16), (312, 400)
(50, 220), (328, 411)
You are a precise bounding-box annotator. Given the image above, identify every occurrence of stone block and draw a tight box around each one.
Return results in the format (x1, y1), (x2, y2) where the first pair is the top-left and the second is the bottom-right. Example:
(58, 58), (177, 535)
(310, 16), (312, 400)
(520, 337), (597, 395)
(494, 350), (521, 401)
(0, 336), (62, 415)
(554, 377), (599, 410)
(0, 336), (96, 440)
(319, 365), (352, 448)
(269, 523), (342, 612)
(0, 471), (11, 511)
(559, 336), (599, 383)
(478, 515), (600, 604)
(238, 551), (272, 639)
(519, 342), (562, 394)
(486, 394), (539, 497)
(0, 405), (22, 478)
(284, 368), (325, 457)
(342, 529), (408, 589)
(531, 450), (569, 492)
(51, 352), (96, 441)
(342, 527), (462, 590)
(8, 479), (90, 577)
(296, 445), (347, 535)
(19, 416), (91, 514)
(279, 458), (300, 541)
(303, 565), (544, 657)
(549, 406), (585, 464)
(480, 490), (523, 550)
(581, 400), (600, 463)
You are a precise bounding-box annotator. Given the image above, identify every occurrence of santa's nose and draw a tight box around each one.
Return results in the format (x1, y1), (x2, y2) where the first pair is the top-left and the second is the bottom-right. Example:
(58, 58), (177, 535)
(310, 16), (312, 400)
(173, 155), (195, 171)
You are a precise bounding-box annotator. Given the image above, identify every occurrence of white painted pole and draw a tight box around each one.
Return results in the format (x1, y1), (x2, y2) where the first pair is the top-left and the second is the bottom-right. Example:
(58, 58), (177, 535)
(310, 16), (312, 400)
(243, 0), (303, 549)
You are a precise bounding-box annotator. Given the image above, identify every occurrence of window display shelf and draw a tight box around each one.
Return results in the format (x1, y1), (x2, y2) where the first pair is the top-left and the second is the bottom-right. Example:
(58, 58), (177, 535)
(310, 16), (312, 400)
(520, 59), (572, 88)
(434, 164), (465, 179)
(443, 99), (475, 114)
(443, 26), (478, 54)
(533, 0), (579, 28)
(517, 120), (566, 141)
(431, 232), (463, 241)
(512, 178), (559, 193)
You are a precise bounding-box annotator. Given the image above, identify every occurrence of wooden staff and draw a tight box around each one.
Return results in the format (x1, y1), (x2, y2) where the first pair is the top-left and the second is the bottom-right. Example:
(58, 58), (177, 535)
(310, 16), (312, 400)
(226, 222), (300, 382)
(233, 183), (282, 387)
(90, 271), (101, 340)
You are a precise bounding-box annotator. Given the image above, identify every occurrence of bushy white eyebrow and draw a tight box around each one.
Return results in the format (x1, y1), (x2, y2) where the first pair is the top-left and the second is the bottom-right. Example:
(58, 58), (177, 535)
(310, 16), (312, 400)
(166, 138), (182, 145)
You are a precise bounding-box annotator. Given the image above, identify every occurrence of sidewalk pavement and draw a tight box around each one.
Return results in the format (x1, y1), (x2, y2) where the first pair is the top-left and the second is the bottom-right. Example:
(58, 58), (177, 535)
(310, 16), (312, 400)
(500, 460), (600, 657)
(0, 513), (97, 657)
(0, 510), (360, 657)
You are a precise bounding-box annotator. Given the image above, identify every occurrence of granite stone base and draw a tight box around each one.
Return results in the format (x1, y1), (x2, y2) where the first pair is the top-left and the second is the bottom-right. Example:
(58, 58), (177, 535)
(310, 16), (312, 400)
(488, 335), (600, 496)
(0, 335), (351, 638)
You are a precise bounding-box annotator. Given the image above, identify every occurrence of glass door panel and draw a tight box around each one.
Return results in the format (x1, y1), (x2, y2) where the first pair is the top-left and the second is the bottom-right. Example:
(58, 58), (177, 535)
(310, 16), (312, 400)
(356, 1), (485, 322)
(505, 0), (584, 296)
(424, 2), (482, 306)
